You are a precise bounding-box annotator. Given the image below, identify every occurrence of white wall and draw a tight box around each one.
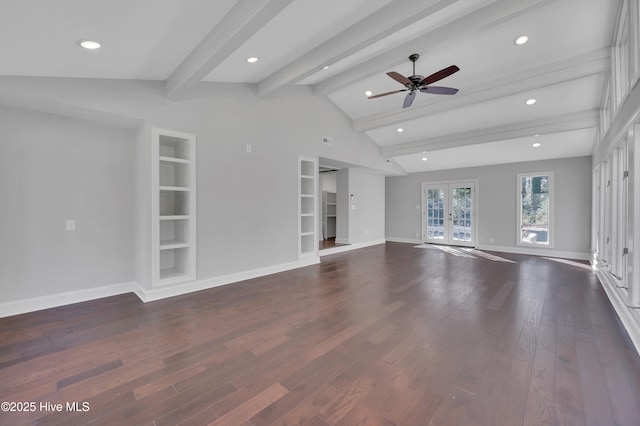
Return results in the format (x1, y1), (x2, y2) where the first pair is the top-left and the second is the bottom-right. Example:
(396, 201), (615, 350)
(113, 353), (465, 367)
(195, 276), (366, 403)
(348, 169), (386, 244)
(320, 173), (337, 192)
(386, 156), (592, 258)
(336, 169), (350, 244)
(0, 105), (135, 302)
(0, 78), (397, 310)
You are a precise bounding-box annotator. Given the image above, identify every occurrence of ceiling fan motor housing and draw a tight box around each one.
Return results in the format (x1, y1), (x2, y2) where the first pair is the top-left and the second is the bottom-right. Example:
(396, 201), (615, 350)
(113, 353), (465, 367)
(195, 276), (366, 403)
(408, 75), (424, 86)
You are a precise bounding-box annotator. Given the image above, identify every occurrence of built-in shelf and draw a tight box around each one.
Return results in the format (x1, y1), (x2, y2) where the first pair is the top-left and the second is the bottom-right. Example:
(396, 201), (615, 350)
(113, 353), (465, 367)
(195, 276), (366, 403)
(160, 156), (190, 164)
(159, 240), (190, 250)
(322, 191), (337, 239)
(299, 157), (318, 258)
(160, 186), (190, 191)
(160, 215), (190, 220)
(153, 128), (196, 286)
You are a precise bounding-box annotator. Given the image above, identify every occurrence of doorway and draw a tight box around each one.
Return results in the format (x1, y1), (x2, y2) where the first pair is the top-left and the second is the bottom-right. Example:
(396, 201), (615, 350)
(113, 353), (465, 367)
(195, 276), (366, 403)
(422, 180), (477, 247)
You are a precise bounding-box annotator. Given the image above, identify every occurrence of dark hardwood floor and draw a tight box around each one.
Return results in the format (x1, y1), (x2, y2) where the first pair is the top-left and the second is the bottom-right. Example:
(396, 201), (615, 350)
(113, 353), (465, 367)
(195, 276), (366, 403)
(1, 242), (640, 425)
(319, 237), (348, 251)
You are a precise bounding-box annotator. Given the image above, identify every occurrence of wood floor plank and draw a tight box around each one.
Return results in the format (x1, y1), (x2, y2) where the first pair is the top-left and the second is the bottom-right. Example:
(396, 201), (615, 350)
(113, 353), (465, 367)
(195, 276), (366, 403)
(0, 243), (638, 425)
(209, 382), (288, 425)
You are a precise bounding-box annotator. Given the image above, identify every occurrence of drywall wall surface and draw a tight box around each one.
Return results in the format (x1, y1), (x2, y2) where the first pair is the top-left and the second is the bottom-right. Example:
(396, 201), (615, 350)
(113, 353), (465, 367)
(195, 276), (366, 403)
(0, 105), (135, 302)
(0, 78), (399, 302)
(386, 156), (592, 254)
(336, 169), (350, 243)
(348, 168), (385, 244)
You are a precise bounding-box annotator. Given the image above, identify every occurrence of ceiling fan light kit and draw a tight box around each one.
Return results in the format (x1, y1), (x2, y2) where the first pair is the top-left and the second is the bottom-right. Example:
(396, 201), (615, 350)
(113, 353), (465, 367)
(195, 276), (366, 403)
(368, 53), (460, 108)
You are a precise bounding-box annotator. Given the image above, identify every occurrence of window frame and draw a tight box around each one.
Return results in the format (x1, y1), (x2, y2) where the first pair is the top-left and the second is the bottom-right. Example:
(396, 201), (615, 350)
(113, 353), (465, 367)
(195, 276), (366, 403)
(516, 171), (554, 249)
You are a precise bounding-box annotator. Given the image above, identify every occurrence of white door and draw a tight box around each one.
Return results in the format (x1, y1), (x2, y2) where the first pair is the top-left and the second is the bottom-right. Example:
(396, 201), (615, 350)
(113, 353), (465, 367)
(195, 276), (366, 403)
(423, 181), (476, 247)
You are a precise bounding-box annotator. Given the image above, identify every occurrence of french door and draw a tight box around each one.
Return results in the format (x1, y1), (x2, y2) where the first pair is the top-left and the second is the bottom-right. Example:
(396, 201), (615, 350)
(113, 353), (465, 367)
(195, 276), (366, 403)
(422, 181), (476, 247)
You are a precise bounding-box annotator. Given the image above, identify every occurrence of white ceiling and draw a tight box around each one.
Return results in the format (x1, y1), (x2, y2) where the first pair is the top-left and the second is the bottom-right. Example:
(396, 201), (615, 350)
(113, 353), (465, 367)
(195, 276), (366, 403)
(0, 0), (621, 173)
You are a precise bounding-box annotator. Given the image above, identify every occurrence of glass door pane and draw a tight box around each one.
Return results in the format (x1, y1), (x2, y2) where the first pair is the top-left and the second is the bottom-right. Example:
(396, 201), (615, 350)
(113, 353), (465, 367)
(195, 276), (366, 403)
(451, 184), (474, 246)
(423, 182), (475, 247)
(424, 185), (446, 243)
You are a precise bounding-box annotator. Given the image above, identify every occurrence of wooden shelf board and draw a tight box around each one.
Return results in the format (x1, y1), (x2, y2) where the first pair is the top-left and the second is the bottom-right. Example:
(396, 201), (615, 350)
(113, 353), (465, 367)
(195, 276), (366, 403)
(160, 241), (190, 250)
(160, 186), (190, 192)
(160, 215), (190, 220)
(159, 156), (190, 164)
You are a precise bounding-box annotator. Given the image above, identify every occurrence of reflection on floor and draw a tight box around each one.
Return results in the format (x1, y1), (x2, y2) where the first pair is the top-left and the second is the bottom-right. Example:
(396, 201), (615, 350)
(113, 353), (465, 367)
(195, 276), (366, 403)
(414, 244), (516, 263)
(319, 237), (349, 251)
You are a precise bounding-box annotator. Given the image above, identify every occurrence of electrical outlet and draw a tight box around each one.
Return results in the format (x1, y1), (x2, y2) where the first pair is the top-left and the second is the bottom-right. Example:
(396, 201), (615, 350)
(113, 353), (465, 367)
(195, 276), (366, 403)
(246, 144), (252, 153)
(66, 220), (76, 231)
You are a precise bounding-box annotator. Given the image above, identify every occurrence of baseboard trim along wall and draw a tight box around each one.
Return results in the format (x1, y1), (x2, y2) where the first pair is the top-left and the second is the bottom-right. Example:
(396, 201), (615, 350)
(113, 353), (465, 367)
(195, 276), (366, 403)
(134, 256), (320, 303)
(595, 269), (640, 356)
(0, 281), (135, 318)
(1, 257), (321, 318)
(319, 239), (385, 257)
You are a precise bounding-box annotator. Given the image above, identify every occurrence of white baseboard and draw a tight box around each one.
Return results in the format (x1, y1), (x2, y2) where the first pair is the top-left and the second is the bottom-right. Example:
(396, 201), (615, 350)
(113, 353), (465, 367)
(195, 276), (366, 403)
(319, 239), (386, 257)
(385, 237), (422, 244)
(0, 281), (135, 318)
(476, 244), (590, 260)
(595, 269), (640, 356)
(335, 238), (349, 244)
(134, 256), (320, 303)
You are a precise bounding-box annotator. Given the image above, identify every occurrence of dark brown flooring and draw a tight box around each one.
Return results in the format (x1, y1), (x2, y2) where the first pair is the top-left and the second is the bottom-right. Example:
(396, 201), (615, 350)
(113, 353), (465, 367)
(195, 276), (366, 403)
(1, 242), (640, 425)
(319, 237), (348, 251)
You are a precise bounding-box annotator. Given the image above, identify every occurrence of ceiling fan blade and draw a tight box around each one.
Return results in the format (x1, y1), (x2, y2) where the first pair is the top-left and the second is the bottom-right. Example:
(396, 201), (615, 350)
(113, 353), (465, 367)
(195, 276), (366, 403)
(420, 86), (459, 95)
(387, 71), (412, 86)
(420, 65), (460, 85)
(403, 90), (416, 108)
(368, 89), (408, 99)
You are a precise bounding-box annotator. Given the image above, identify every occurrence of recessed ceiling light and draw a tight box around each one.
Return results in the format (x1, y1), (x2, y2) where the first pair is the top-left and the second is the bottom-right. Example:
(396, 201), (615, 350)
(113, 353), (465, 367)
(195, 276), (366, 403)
(421, 157), (428, 161)
(365, 90), (373, 97)
(396, 128), (404, 133)
(525, 98), (536, 105)
(78, 40), (101, 50)
(532, 142), (541, 147)
(514, 35), (529, 45)
(323, 65), (329, 70)
(246, 57), (258, 63)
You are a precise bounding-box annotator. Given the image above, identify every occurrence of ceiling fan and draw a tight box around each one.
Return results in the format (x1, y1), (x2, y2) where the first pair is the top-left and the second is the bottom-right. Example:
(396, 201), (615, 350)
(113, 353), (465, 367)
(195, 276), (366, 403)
(368, 53), (460, 108)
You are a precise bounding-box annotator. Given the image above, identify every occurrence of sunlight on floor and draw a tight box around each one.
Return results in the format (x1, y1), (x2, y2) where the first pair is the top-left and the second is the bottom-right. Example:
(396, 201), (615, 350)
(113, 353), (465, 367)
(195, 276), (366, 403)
(414, 244), (516, 263)
(542, 257), (594, 270)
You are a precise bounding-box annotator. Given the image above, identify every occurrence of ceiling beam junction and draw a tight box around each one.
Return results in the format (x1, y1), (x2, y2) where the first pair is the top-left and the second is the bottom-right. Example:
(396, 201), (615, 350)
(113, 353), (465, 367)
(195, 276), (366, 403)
(380, 109), (600, 158)
(257, 0), (460, 97)
(354, 48), (610, 132)
(165, 0), (293, 99)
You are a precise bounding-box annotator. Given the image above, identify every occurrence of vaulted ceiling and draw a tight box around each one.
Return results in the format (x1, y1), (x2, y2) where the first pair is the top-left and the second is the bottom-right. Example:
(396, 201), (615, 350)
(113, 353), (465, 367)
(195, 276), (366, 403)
(0, 0), (620, 173)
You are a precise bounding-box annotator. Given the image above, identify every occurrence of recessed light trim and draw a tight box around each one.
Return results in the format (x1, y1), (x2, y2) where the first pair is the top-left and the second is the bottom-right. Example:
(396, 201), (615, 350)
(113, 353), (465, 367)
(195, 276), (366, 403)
(421, 157), (428, 161)
(78, 40), (101, 50)
(525, 98), (536, 105)
(323, 65), (329, 70)
(514, 35), (529, 45)
(532, 142), (541, 147)
(365, 90), (373, 97)
(396, 127), (404, 133)
(246, 57), (259, 63)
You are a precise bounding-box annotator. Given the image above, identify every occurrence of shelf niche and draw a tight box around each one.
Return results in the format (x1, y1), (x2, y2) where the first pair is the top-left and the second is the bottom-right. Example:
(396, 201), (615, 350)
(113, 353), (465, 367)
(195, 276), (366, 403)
(299, 157), (318, 258)
(152, 128), (196, 286)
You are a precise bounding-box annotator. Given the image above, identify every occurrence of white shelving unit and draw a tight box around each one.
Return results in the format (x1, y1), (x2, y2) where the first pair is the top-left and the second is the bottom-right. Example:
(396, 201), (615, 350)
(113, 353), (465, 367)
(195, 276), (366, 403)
(299, 157), (318, 257)
(152, 128), (196, 286)
(322, 191), (337, 239)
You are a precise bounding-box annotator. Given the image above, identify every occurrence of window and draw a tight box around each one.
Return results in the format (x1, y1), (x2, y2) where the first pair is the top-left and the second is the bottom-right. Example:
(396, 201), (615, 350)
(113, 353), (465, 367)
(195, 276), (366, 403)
(517, 172), (553, 247)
